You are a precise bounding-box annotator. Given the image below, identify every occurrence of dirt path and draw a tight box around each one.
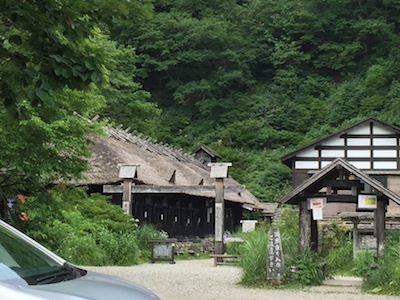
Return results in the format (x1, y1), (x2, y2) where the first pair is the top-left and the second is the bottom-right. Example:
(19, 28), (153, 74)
(85, 259), (398, 300)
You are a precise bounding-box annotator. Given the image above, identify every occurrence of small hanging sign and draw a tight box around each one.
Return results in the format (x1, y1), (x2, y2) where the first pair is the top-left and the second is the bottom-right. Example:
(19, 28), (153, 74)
(308, 197), (325, 209)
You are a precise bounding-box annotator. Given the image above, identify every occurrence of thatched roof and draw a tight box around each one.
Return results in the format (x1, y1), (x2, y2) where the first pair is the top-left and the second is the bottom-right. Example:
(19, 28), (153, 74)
(79, 125), (262, 208)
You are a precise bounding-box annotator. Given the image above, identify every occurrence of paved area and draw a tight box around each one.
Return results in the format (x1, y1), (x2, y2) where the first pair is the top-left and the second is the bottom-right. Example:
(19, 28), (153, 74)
(85, 259), (398, 300)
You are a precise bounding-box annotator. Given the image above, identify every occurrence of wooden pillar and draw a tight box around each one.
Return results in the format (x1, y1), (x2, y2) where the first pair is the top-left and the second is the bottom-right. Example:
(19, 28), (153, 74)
(352, 219), (360, 260)
(208, 163), (232, 256)
(375, 198), (386, 259)
(119, 164), (137, 215)
(122, 179), (133, 214)
(215, 178), (224, 255)
(311, 218), (318, 252)
(299, 200), (310, 253)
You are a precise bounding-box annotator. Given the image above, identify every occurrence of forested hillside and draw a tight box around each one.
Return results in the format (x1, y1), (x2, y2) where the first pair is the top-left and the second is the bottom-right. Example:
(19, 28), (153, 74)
(3, 0), (400, 203)
(108, 0), (400, 201)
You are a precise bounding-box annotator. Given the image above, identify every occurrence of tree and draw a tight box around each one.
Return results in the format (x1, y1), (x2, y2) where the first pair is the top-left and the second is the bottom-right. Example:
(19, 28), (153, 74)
(0, 1), (152, 202)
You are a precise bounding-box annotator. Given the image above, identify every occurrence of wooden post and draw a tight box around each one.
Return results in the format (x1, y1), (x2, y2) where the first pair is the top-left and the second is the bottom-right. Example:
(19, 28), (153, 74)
(352, 219), (360, 260)
(122, 178), (133, 214)
(215, 178), (224, 255)
(299, 200), (310, 253)
(208, 163), (232, 257)
(311, 218), (318, 252)
(119, 164), (138, 215)
(375, 198), (386, 259)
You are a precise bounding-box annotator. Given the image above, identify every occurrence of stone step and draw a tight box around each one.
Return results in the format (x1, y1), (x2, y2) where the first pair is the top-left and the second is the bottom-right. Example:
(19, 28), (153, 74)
(322, 276), (363, 287)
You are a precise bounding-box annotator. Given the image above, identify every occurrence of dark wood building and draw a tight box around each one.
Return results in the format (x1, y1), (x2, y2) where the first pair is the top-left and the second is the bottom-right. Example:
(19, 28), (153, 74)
(77, 125), (265, 239)
(278, 117), (400, 257)
(191, 144), (221, 166)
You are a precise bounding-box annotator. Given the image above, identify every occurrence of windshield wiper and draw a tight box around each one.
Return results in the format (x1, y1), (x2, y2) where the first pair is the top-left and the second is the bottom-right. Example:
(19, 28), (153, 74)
(36, 263), (81, 285)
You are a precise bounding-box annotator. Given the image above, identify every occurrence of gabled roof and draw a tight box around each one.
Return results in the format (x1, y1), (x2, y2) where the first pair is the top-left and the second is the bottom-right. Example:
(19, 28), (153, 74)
(281, 117), (400, 167)
(191, 144), (221, 159)
(278, 158), (400, 205)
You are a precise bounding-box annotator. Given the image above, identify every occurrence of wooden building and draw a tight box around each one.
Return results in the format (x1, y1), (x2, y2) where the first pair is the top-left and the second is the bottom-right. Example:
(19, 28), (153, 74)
(191, 144), (221, 166)
(77, 125), (266, 239)
(278, 117), (400, 257)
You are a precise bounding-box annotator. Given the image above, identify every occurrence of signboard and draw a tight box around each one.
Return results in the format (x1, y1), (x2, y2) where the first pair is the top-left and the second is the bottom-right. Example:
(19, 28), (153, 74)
(240, 220), (258, 232)
(208, 163), (232, 178)
(267, 228), (284, 281)
(118, 164), (137, 179)
(308, 197), (325, 209)
(149, 239), (177, 264)
(308, 198), (325, 220)
(358, 194), (377, 209)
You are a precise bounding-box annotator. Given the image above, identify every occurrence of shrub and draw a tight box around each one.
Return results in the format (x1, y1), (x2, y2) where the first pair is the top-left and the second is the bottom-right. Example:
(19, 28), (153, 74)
(238, 223), (270, 286)
(135, 223), (167, 261)
(363, 230), (400, 295)
(286, 248), (325, 286)
(13, 185), (141, 266)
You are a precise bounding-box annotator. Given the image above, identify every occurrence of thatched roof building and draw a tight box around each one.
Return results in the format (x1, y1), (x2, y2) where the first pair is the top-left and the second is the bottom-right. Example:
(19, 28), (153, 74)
(78, 125), (271, 238)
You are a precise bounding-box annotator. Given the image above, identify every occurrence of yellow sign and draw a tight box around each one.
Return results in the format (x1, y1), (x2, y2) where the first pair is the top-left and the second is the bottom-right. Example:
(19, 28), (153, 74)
(358, 194), (377, 209)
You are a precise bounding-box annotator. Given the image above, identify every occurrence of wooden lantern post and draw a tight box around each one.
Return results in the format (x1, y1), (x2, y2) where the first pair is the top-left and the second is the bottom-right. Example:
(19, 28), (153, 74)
(208, 162), (232, 256)
(119, 164), (138, 215)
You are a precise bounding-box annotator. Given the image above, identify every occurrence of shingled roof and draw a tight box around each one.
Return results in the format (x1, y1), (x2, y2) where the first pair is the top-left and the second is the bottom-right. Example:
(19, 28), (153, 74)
(79, 124), (262, 209)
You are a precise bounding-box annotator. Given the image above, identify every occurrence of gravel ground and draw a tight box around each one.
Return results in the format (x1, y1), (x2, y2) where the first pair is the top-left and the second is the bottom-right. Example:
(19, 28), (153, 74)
(84, 259), (398, 300)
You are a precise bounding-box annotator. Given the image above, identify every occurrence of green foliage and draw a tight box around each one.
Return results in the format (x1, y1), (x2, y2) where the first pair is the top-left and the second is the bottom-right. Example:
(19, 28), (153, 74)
(351, 250), (375, 277)
(320, 222), (351, 256)
(135, 224), (167, 261)
(13, 186), (140, 266)
(0, 0), (153, 204)
(286, 248), (325, 286)
(363, 230), (400, 295)
(238, 224), (270, 286)
(110, 0), (400, 204)
(276, 206), (299, 262)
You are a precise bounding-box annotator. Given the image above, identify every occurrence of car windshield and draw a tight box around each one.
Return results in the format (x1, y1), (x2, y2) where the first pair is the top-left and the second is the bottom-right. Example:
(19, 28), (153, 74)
(0, 221), (84, 286)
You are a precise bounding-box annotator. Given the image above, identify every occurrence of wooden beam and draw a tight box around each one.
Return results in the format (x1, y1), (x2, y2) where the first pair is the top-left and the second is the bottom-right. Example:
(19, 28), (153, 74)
(321, 180), (363, 189)
(304, 194), (358, 203)
(103, 185), (245, 194)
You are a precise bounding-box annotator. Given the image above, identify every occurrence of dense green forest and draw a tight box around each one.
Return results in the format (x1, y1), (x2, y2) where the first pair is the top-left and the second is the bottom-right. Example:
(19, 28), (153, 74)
(110, 0), (400, 201)
(3, 0), (400, 204)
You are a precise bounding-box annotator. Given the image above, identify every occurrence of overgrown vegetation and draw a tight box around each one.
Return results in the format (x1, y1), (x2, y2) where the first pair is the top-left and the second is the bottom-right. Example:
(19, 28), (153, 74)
(8, 185), (165, 266)
(363, 230), (400, 295)
(237, 222), (270, 286)
(237, 208), (400, 295)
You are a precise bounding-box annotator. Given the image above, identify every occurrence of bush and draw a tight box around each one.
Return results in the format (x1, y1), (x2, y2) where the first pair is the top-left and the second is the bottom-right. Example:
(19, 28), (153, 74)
(135, 224), (167, 261)
(286, 248), (325, 286)
(13, 185), (141, 266)
(363, 230), (400, 295)
(238, 223), (270, 286)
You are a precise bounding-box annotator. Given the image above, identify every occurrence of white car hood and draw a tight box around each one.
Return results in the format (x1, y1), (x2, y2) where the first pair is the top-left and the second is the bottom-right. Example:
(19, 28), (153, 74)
(0, 282), (86, 300)
(29, 270), (160, 300)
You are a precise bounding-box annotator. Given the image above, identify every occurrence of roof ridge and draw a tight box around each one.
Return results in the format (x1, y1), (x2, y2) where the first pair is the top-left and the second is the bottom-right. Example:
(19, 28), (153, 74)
(103, 123), (208, 170)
